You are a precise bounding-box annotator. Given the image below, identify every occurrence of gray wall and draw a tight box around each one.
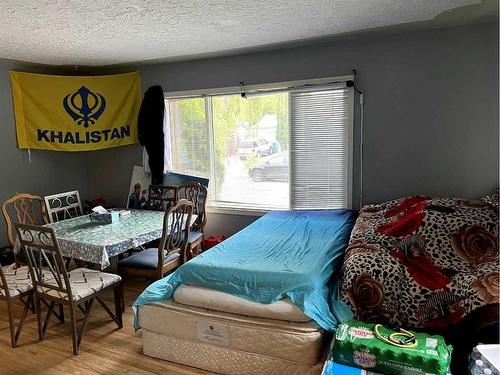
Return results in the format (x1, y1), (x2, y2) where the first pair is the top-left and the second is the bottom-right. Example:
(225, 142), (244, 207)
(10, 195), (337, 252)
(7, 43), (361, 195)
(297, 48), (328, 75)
(85, 22), (498, 236)
(0, 62), (90, 247)
(0, 23), (495, 245)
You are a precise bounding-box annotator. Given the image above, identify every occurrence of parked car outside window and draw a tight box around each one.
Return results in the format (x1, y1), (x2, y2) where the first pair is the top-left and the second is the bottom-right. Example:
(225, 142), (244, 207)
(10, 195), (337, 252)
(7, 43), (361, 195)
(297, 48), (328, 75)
(237, 138), (273, 159)
(249, 154), (289, 182)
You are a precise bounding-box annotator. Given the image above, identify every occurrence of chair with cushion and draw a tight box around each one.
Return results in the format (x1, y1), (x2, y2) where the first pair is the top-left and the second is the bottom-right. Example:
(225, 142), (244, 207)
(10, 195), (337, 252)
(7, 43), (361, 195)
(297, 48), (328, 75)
(44, 190), (83, 223)
(118, 199), (194, 281)
(146, 185), (178, 212)
(0, 264), (37, 347)
(175, 183), (208, 257)
(44, 190), (85, 268)
(1, 193), (48, 265)
(15, 223), (123, 355)
(140, 185), (179, 251)
(0, 263), (58, 347)
(44, 190), (85, 269)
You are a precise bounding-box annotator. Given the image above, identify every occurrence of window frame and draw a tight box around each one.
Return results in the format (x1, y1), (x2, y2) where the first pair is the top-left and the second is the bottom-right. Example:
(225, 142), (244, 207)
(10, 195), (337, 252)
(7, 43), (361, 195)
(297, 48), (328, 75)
(164, 75), (354, 215)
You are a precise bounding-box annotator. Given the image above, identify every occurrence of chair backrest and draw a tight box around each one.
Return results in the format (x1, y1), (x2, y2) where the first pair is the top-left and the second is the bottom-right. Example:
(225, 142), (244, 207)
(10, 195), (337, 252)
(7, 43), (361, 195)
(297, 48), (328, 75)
(147, 185), (178, 212)
(175, 182), (208, 231)
(14, 223), (72, 301)
(1, 193), (48, 248)
(44, 190), (83, 223)
(157, 199), (194, 272)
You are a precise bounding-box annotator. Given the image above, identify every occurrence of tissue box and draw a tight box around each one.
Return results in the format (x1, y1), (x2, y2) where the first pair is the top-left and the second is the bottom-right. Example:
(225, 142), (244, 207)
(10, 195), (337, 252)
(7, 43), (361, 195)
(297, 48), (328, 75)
(90, 211), (120, 224)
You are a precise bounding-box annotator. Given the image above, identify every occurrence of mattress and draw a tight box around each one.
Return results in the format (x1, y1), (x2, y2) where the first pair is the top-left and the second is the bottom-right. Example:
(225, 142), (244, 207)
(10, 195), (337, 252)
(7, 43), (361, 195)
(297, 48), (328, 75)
(139, 299), (328, 375)
(134, 210), (357, 331)
(173, 284), (311, 323)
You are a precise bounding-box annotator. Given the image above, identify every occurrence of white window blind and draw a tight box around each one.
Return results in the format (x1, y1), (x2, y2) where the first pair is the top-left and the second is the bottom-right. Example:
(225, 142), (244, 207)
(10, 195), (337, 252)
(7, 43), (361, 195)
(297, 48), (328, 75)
(290, 87), (353, 210)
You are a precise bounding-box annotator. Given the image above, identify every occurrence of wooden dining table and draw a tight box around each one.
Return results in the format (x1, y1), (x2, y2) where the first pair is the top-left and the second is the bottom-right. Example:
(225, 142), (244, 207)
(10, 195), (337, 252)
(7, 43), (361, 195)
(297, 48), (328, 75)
(16, 209), (195, 271)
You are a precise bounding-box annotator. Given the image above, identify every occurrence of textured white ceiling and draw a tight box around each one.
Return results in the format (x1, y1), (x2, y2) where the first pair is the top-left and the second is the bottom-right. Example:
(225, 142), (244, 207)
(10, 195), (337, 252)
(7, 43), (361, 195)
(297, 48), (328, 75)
(0, 0), (485, 66)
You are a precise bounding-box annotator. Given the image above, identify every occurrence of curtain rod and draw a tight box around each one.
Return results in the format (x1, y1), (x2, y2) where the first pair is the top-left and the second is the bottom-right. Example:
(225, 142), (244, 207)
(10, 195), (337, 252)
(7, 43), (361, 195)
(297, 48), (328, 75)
(241, 82), (348, 98)
(164, 74), (354, 99)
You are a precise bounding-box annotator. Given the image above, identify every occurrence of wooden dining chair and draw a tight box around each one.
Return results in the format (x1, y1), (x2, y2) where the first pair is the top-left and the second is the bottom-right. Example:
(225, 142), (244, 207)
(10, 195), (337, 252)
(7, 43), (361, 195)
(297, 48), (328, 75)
(1, 193), (48, 266)
(118, 199), (194, 281)
(0, 264), (37, 347)
(44, 190), (83, 223)
(140, 184), (179, 251)
(146, 185), (178, 212)
(175, 183), (208, 257)
(0, 263), (59, 348)
(15, 223), (123, 355)
(44, 190), (85, 269)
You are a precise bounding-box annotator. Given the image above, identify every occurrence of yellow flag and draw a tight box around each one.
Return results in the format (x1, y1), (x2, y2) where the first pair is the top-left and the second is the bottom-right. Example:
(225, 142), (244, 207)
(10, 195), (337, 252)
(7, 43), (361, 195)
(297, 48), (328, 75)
(10, 71), (141, 151)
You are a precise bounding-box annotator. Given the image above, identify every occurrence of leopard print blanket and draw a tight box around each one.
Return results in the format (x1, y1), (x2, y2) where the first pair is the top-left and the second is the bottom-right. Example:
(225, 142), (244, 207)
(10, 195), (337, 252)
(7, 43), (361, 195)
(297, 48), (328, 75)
(339, 193), (498, 329)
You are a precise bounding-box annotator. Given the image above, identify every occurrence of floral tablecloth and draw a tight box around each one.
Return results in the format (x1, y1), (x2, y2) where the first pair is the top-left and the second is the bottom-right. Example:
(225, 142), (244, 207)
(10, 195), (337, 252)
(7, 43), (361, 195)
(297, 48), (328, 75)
(47, 210), (169, 268)
(15, 210), (192, 269)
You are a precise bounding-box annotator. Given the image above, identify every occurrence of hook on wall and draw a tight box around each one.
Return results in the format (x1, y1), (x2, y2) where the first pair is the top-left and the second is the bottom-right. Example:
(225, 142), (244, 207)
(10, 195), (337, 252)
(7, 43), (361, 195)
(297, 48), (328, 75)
(348, 69), (363, 94)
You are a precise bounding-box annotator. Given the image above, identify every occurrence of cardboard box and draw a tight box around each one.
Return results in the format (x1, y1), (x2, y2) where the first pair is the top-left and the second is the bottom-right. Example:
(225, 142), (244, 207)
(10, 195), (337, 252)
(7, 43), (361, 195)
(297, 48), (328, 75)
(332, 321), (452, 375)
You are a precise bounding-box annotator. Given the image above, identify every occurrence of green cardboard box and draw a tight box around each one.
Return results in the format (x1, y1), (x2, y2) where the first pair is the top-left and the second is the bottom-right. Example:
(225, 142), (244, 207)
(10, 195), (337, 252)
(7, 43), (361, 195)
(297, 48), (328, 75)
(333, 320), (452, 375)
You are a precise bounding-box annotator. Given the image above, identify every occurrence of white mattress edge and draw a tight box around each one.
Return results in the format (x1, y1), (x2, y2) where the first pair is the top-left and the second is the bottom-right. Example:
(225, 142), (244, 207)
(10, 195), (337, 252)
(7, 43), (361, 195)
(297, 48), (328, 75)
(143, 298), (322, 333)
(173, 283), (312, 323)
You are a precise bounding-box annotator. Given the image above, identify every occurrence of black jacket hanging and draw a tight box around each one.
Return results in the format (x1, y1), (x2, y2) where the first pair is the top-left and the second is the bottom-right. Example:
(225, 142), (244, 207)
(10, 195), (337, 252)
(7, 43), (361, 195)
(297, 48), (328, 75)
(138, 85), (165, 185)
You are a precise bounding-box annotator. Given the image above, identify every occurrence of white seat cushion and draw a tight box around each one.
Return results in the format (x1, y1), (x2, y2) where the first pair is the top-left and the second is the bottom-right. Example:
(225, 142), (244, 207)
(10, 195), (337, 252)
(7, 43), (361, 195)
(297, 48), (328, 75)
(0, 265), (32, 297)
(37, 268), (121, 301)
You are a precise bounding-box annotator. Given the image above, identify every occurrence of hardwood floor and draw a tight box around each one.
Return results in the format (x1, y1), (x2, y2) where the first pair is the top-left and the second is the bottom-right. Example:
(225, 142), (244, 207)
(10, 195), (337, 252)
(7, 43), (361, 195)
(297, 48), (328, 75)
(0, 278), (211, 375)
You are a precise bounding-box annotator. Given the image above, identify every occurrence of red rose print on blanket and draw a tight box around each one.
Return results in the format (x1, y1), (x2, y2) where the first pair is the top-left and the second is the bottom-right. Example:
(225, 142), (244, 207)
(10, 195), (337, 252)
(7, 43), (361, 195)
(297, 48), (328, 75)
(377, 197), (430, 237)
(390, 249), (450, 290)
(390, 235), (450, 290)
(384, 196), (430, 218)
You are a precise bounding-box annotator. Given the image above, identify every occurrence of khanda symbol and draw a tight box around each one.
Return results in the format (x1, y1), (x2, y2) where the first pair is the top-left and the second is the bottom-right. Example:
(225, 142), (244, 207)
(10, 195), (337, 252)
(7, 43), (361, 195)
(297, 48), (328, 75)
(63, 86), (106, 128)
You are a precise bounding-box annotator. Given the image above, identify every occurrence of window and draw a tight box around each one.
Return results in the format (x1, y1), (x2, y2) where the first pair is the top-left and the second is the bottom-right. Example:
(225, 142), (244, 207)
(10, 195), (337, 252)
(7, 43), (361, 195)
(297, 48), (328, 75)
(290, 89), (353, 209)
(168, 98), (209, 178)
(166, 79), (353, 212)
(212, 93), (289, 210)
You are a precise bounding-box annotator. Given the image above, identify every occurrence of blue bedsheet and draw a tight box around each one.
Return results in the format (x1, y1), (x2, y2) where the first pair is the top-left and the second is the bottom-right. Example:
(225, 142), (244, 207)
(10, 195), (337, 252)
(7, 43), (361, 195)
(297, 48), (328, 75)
(133, 210), (356, 331)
